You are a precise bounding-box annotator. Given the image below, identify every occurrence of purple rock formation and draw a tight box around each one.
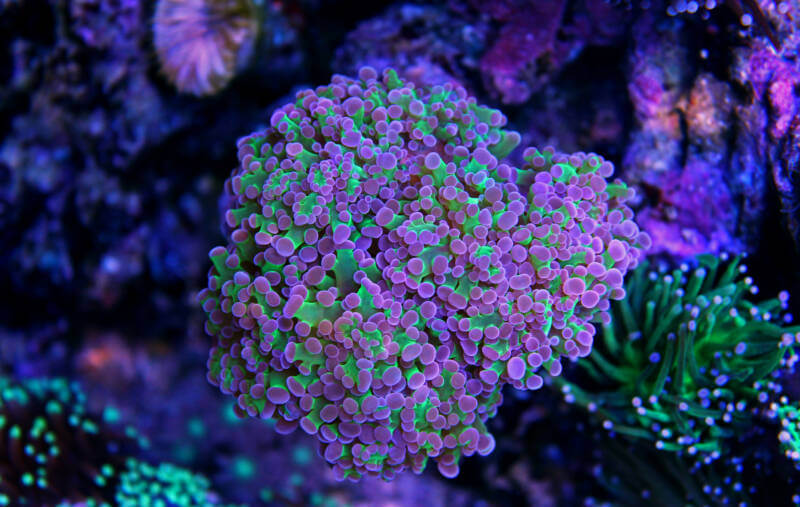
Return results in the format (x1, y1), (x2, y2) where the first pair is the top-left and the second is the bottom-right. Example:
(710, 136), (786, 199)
(470, 0), (627, 104)
(732, 0), (800, 247)
(622, 12), (768, 257)
(333, 3), (488, 90)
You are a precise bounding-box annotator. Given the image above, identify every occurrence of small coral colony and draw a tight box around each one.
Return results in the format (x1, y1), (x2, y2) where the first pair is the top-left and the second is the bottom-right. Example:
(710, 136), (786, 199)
(3, 0), (800, 505)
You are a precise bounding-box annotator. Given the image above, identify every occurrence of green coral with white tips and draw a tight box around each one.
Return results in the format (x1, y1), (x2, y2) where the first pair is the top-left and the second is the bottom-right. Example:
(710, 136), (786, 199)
(557, 254), (800, 462)
(776, 398), (800, 466)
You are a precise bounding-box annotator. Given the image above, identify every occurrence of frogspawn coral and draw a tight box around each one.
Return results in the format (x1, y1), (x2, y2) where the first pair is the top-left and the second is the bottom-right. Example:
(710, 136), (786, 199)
(198, 67), (650, 480)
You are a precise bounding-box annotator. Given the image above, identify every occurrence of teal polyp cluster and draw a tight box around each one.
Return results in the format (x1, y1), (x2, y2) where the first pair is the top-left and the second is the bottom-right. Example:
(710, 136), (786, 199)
(199, 67), (649, 480)
(559, 254), (800, 463)
(0, 376), (223, 506)
(0, 376), (137, 504)
(114, 459), (220, 507)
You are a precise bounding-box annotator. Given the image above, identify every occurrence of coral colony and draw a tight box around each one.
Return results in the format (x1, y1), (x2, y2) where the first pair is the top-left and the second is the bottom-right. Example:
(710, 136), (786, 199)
(5, 0), (800, 504)
(0, 377), (224, 506)
(558, 254), (800, 457)
(558, 253), (800, 504)
(199, 67), (650, 480)
(153, 0), (260, 96)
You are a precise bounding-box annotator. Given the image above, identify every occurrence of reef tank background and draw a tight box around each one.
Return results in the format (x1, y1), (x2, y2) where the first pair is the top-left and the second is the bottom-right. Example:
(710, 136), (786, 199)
(2, 0), (800, 505)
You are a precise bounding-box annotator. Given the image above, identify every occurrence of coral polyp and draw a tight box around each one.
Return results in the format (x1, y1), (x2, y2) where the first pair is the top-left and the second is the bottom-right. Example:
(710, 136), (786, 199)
(775, 398), (800, 465)
(5, 0), (800, 503)
(558, 254), (800, 463)
(113, 459), (222, 507)
(0, 377), (137, 503)
(0, 376), (224, 505)
(153, 0), (260, 96)
(198, 67), (649, 480)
